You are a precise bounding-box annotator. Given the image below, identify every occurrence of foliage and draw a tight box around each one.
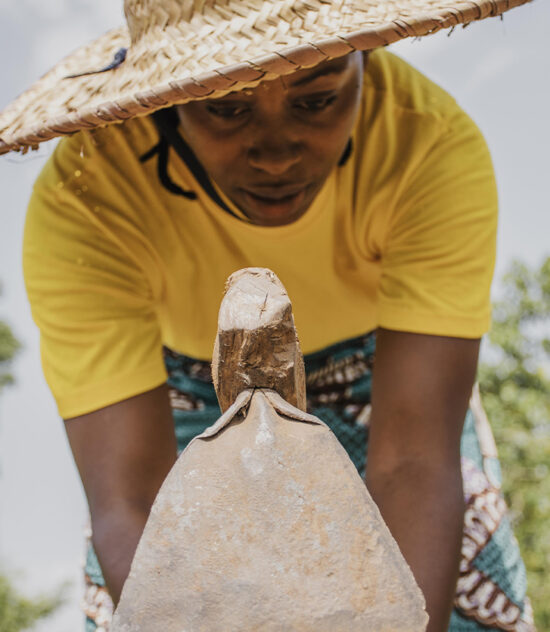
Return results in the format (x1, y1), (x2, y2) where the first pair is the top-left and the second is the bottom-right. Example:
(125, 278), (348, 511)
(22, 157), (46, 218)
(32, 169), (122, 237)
(0, 318), (20, 393)
(0, 574), (64, 632)
(0, 283), (21, 394)
(479, 257), (550, 631)
(0, 289), (62, 630)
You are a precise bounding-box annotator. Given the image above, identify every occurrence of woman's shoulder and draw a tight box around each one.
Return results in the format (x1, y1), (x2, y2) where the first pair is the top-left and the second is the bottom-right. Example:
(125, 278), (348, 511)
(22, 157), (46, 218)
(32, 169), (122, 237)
(29, 113), (169, 233)
(27, 113), (172, 268)
(363, 49), (462, 121)
(49, 114), (160, 181)
(352, 49), (489, 199)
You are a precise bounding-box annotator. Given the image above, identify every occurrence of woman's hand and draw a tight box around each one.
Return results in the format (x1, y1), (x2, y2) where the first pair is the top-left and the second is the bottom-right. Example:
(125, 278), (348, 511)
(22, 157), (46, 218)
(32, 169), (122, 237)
(64, 384), (177, 605)
(367, 328), (480, 632)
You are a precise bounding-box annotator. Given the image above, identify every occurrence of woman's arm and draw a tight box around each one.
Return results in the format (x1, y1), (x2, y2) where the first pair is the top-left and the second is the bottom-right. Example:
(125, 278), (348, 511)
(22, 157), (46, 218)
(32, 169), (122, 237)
(367, 328), (479, 631)
(64, 384), (177, 605)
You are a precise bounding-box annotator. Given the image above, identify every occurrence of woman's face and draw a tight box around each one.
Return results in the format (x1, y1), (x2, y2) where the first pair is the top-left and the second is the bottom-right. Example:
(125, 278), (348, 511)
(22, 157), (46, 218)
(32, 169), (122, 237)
(177, 52), (364, 226)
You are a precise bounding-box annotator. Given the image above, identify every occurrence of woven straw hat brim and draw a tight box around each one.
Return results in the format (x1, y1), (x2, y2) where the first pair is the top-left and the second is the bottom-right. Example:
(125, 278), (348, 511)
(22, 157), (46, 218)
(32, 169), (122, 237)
(0, 0), (530, 156)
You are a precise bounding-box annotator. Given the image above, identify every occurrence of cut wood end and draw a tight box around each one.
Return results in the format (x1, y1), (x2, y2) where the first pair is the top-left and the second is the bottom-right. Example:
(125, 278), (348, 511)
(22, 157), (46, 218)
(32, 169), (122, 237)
(219, 268), (291, 331)
(212, 268), (306, 413)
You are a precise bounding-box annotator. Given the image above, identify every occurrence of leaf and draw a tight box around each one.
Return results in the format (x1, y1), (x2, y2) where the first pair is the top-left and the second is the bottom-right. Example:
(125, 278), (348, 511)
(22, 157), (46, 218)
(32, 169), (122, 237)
(0, 574), (65, 632)
(479, 256), (550, 630)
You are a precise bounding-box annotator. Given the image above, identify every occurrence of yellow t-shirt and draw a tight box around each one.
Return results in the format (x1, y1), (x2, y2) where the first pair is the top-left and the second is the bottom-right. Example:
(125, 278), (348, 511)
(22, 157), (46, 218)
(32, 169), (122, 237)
(24, 51), (497, 419)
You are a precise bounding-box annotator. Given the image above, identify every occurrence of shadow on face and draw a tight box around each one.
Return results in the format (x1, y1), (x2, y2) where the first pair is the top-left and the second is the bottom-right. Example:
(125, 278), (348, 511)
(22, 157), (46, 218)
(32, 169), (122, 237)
(177, 51), (365, 226)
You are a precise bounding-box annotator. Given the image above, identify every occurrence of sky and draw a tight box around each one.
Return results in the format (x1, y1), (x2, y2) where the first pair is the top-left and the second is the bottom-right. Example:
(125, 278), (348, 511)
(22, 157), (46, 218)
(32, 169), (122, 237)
(0, 1), (549, 630)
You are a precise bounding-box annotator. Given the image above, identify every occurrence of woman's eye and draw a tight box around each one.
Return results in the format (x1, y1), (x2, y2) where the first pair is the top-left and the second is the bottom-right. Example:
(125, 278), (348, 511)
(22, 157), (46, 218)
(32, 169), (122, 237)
(294, 95), (338, 112)
(205, 103), (249, 119)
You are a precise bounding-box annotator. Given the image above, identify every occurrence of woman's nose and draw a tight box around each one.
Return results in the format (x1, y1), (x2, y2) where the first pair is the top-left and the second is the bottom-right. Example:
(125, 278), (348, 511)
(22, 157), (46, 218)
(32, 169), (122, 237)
(247, 138), (301, 176)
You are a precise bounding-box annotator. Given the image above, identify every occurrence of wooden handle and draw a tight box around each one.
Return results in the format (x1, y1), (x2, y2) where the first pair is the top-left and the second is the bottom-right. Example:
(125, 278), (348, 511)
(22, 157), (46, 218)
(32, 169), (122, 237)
(212, 267), (306, 413)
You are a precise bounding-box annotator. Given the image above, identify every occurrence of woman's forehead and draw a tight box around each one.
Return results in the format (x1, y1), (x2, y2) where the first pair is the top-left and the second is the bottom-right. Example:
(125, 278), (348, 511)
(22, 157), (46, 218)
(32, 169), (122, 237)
(218, 53), (359, 100)
(284, 54), (354, 89)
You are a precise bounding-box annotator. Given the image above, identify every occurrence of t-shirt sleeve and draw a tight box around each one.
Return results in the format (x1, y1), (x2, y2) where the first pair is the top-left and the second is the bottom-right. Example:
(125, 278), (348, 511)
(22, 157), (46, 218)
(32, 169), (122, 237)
(23, 138), (168, 419)
(376, 108), (498, 338)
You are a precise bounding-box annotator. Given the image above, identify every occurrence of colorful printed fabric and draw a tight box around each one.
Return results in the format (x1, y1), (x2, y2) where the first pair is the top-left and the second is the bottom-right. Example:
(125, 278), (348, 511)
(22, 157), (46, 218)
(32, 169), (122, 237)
(83, 332), (535, 631)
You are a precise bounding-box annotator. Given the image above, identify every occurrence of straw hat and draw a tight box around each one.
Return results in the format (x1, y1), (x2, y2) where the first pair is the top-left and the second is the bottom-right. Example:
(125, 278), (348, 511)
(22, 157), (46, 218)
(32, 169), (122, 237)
(0, 0), (530, 156)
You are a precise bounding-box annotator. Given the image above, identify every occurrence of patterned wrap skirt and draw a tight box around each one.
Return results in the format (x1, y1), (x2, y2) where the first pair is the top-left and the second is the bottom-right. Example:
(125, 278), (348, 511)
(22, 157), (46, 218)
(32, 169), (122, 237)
(83, 332), (535, 631)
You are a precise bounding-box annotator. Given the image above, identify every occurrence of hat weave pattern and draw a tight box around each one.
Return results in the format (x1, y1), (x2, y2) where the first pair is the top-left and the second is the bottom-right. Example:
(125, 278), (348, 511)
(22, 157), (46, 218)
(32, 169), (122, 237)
(0, 0), (530, 155)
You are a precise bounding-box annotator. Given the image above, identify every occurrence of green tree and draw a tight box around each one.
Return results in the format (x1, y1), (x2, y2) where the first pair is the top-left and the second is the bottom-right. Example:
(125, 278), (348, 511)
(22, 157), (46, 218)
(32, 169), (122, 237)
(0, 287), (63, 631)
(0, 576), (63, 632)
(0, 313), (20, 393)
(479, 257), (550, 631)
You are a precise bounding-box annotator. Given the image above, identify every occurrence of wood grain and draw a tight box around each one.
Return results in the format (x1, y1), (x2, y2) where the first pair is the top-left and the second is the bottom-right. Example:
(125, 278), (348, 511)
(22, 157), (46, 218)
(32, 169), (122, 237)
(212, 267), (306, 413)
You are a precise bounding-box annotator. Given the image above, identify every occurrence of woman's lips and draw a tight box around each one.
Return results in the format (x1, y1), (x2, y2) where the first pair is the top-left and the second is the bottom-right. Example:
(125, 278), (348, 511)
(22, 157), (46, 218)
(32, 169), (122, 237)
(241, 187), (307, 222)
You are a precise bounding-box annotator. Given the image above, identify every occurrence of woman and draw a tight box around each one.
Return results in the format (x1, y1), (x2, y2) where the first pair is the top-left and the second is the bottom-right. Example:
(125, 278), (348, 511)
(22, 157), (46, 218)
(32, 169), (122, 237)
(0, 1), (534, 630)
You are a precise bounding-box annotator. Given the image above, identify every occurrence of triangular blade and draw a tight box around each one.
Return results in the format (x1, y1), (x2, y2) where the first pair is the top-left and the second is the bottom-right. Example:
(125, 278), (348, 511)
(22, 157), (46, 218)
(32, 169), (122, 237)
(112, 388), (427, 631)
